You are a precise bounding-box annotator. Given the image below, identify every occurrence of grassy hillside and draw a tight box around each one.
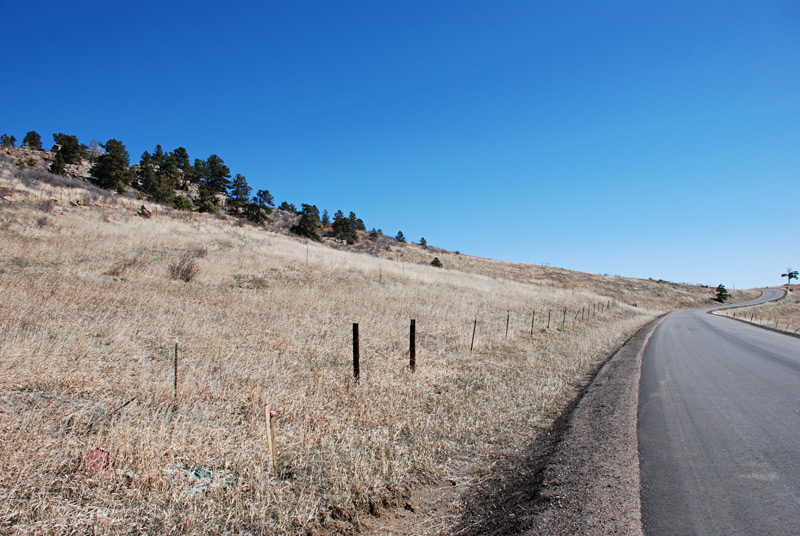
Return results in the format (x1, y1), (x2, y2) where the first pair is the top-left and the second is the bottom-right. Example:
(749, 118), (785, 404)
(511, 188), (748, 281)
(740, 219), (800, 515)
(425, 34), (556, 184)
(0, 154), (751, 534)
(716, 288), (800, 335)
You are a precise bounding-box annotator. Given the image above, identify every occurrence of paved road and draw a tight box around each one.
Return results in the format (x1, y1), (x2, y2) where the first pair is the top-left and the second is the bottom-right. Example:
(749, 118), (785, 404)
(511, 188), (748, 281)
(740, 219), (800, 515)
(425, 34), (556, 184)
(639, 289), (800, 535)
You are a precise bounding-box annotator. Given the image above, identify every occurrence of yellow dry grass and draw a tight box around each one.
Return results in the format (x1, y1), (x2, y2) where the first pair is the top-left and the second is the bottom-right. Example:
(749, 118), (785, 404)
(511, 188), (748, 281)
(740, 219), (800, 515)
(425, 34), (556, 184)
(0, 169), (732, 535)
(718, 288), (800, 334)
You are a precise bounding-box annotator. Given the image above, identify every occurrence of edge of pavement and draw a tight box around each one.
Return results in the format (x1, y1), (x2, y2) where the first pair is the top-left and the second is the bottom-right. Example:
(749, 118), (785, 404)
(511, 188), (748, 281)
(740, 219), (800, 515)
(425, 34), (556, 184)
(450, 315), (666, 536)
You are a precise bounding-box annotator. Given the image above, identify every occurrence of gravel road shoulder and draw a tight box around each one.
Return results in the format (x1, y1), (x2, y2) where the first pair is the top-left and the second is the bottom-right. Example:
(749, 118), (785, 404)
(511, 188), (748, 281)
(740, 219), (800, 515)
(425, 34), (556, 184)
(361, 317), (663, 535)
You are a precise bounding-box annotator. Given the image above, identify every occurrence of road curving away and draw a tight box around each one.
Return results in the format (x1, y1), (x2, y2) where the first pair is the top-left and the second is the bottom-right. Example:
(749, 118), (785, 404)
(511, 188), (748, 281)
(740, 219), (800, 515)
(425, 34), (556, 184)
(639, 288), (800, 535)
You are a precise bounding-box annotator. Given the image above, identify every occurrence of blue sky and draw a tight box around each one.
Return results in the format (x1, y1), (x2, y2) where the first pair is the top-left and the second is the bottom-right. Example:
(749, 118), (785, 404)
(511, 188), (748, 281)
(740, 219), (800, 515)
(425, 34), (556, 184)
(3, 1), (798, 289)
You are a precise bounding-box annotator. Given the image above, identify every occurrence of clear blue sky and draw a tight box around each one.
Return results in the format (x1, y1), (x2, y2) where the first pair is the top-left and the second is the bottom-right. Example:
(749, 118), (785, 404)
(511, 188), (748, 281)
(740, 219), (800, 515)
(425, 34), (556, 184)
(4, 1), (798, 289)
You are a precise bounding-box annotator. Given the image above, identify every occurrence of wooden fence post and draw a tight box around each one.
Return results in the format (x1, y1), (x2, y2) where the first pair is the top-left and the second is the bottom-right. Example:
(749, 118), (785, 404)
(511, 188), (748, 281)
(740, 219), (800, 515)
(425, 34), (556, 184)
(562, 308), (566, 328)
(353, 323), (360, 381)
(410, 319), (416, 372)
(470, 319), (477, 352)
(265, 406), (277, 475)
(505, 311), (510, 339)
(173, 338), (179, 402)
(547, 310), (551, 329)
(530, 310), (535, 335)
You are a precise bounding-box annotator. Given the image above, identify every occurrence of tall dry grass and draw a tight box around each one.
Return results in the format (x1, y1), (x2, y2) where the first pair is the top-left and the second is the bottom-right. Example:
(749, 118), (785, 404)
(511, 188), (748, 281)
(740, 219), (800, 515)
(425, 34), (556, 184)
(717, 288), (800, 334)
(0, 171), (716, 534)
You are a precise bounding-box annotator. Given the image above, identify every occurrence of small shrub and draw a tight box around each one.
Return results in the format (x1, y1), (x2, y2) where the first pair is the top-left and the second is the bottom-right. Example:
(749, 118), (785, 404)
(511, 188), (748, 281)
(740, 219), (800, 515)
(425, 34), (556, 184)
(168, 252), (200, 282)
(37, 199), (56, 212)
(197, 200), (217, 214)
(106, 257), (145, 277)
(36, 216), (50, 228)
(431, 257), (443, 268)
(26, 157), (36, 168)
(172, 195), (193, 211)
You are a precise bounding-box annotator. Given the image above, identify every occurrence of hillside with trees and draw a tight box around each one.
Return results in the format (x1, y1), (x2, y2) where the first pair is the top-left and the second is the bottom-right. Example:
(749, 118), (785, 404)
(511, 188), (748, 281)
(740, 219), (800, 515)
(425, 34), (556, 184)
(1, 129), (416, 256)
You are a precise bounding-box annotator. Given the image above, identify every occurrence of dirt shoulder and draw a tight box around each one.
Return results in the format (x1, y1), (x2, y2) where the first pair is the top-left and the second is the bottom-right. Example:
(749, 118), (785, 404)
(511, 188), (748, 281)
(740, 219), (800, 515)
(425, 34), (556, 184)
(362, 317), (662, 536)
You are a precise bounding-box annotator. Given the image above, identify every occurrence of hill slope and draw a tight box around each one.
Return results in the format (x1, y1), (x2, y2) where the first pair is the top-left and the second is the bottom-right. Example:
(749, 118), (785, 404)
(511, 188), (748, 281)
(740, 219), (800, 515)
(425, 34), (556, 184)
(0, 153), (751, 534)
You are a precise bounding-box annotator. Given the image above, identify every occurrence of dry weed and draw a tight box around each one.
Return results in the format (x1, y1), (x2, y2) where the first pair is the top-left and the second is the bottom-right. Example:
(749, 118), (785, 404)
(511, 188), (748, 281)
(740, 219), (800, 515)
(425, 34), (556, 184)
(719, 288), (800, 334)
(0, 177), (722, 534)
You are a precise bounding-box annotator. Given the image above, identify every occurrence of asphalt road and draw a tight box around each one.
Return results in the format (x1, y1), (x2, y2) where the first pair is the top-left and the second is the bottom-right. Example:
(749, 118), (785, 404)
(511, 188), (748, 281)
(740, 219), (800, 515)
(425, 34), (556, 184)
(639, 289), (800, 535)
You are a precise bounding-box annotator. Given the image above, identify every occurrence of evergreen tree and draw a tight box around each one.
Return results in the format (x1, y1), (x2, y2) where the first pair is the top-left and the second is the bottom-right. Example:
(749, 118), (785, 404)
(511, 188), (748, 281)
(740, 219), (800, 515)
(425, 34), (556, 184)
(151, 144), (167, 168)
(203, 154), (232, 194)
(49, 151), (66, 175)
(290, 204), (321, 241)
(172, 147), (191, 172)
(189, 158), (207, 184)
(228, 173), (252, 216)
(332, 210), (358, 243)
(23, 131), (42, 150)
(396, 231), (406, 243)
(419, 237), (427, 246)
(431, 257), (443, 268)
(90, 139), (133, 190)
(369, 228), (379, 241)
(321, 209), (330, 227)
(194, 182), (217, 213)
(137, 151), (156, 192)
(1, 134), (16, 148)
(715, 284), (729, 303)
(153, 157), (179, 202)
(278, 201), (297, 212)
(348, 211), (366, 231)
(52, 133), (87, 164)
(246, 189), (275, 224)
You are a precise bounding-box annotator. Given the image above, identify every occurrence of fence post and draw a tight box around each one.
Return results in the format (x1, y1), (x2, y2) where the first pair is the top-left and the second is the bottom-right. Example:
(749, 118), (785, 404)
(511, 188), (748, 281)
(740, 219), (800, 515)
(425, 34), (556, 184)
(353, 323), (360, 381)
(173, 338), (179, 402)
(530, 310), (535, 335)
(562, 308), (566, 328)
(410, 319), (416, 372)
(505, 311), (510, 339)
(470, 319), (477, 352)
(547, 310), (551, 330)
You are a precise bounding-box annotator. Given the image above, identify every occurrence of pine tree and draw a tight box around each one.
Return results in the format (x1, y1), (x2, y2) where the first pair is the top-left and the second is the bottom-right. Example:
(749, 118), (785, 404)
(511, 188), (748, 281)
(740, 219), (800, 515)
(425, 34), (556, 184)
(715, 284), (729, 303)
(172, 147), (191, 171)
(52, 133), (86, 164)
(246, 189), (274, 224)
(49, 151), (66, 175)
(348, 211), (366, 231)
(138, 151), (157, 192)
(203, 154), (232, 194)
(23, 131), (42, 150)
(396, 231), (406, 243)
(333, 210), (358, 243)
(0, 134), (16, 148)
(290, 204), (321, 241)
(228, 174), (252, 216)
(90, 139), (133, 190)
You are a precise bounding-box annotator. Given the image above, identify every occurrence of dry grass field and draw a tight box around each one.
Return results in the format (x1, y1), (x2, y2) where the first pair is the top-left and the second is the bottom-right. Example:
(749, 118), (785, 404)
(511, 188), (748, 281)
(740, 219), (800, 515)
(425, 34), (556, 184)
(717, 288), (800, 335)
(0, 156), (748, 534)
